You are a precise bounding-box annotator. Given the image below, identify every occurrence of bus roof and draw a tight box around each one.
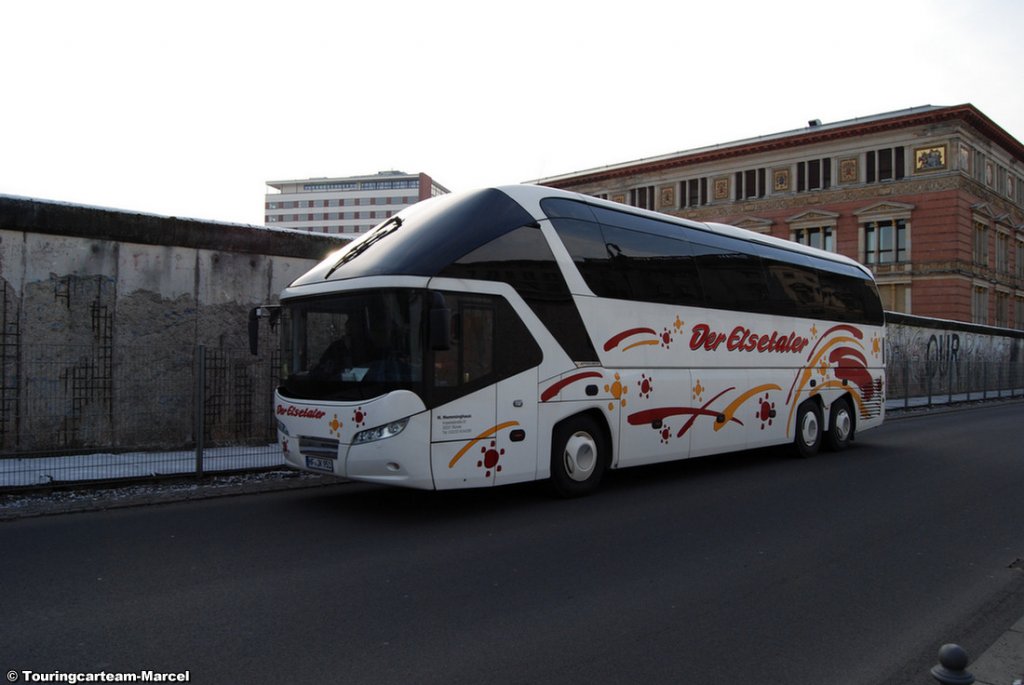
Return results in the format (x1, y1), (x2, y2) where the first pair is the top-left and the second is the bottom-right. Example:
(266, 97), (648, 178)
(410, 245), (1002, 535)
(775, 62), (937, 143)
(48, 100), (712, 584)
(499, 184), (873, 280)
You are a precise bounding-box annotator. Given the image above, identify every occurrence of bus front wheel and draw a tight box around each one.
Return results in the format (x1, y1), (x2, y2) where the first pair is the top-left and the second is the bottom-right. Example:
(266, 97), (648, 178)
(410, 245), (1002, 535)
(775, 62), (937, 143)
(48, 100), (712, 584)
(550, 415), (608, 497)
(794, 401), (823, 458)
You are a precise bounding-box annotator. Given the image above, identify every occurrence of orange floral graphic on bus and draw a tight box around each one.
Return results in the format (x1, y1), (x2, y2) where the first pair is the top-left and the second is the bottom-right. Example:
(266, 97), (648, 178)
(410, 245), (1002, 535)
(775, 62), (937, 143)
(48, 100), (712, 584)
(605, 373), (628, 411)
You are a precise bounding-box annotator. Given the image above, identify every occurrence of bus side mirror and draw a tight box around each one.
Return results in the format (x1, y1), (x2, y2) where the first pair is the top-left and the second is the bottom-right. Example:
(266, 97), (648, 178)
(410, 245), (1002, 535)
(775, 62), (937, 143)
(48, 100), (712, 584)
(249, 305), (281, 355)
(429, 293), (451, 351)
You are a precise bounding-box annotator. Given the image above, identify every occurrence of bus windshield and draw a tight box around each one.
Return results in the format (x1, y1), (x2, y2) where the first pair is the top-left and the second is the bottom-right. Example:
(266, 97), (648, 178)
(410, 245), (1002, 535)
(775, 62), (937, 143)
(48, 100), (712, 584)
(280, 289), (425, 402)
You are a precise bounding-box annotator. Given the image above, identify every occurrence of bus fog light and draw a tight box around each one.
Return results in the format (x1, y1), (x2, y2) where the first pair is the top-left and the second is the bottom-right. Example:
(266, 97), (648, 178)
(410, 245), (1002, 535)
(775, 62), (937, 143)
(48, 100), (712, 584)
(353, 418), (409, 444)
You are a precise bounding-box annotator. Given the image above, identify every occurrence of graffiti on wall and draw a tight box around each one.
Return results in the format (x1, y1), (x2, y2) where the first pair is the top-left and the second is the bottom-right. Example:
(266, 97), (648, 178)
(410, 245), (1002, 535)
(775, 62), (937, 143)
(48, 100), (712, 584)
(886, 319), (1024, 392)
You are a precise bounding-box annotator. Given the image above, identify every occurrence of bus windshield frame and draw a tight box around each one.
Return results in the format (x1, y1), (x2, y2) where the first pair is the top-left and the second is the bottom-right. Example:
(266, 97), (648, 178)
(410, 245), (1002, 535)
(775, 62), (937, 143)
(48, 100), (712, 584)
(280, 289), (427, 402)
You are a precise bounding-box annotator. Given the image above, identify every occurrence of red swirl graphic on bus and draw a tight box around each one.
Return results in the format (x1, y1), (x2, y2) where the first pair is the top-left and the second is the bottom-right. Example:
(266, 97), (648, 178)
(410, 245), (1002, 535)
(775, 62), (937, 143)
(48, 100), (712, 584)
(540, 371), (603, 402)
(603, 327), (658, 352)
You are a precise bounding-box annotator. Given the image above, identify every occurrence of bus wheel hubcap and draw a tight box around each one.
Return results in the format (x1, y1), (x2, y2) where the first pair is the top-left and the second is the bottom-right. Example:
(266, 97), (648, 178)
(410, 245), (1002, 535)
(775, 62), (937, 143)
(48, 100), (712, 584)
(563, 432), (597, 482)
(801, 412), (819, 446)
(834, 409), (851, 441)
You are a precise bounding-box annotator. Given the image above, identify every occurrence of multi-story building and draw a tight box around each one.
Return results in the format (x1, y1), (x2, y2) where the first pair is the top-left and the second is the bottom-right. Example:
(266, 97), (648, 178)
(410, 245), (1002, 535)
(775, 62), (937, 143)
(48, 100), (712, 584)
(536, 104), (1024, 329)
(265, 170), (449, 236)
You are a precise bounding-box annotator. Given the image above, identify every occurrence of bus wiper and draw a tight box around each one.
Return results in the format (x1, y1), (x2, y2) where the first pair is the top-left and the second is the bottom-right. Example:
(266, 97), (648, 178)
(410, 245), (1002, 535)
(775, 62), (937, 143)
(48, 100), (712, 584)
(325, 215), (403, 279)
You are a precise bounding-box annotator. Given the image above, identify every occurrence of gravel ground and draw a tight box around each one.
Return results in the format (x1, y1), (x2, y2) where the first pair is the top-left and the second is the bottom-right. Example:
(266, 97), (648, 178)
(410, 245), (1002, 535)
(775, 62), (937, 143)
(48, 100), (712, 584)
(0, 469), (348, 521)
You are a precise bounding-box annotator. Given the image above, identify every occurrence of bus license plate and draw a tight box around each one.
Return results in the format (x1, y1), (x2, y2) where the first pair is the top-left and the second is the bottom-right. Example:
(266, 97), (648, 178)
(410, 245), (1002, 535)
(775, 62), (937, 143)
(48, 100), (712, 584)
(305, 456), (334, 473)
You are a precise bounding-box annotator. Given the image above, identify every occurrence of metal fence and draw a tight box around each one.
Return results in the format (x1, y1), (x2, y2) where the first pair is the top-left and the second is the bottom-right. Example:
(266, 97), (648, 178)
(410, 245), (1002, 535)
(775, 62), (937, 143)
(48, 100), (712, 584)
(1, 344), (281, 490)
(886, 360), (1024, 409)
(2, 352), (1022, 491)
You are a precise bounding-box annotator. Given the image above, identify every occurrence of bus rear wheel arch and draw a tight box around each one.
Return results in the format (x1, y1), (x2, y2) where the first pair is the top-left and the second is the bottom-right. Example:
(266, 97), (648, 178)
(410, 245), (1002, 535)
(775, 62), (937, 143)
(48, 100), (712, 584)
(550, 413), (609, 497)
(794, 399), (823, 458)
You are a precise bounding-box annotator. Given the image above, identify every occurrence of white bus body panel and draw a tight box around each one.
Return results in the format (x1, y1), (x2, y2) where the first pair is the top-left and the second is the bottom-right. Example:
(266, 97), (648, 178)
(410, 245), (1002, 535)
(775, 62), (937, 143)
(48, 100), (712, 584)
(276, 390), (433, 489)
(569, 293), (885, 465)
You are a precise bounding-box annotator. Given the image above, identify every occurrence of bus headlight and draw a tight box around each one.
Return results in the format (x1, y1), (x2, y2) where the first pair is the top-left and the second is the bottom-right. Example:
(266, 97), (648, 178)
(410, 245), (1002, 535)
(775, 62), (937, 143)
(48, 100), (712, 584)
(352, 418), (409, 445)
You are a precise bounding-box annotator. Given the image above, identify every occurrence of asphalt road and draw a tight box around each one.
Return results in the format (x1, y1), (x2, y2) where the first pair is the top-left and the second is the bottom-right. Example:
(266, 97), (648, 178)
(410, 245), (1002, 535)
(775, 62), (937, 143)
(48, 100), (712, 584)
(2, 402), (1023, 684)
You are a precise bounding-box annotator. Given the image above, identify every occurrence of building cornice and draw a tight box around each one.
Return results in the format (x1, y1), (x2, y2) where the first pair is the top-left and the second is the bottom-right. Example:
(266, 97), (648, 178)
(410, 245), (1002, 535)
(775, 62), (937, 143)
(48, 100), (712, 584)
(538, 104), (1024, 189)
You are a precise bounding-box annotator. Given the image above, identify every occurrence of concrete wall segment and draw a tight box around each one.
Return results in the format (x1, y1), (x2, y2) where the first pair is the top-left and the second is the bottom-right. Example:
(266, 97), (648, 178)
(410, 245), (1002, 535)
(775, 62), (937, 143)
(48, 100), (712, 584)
(0, 194), (341, 259)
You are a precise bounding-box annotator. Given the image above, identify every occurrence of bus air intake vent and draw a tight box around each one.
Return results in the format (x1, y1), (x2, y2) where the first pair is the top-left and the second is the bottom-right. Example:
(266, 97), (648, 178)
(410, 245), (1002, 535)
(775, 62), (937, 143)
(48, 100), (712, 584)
(298, 436), (340, 460)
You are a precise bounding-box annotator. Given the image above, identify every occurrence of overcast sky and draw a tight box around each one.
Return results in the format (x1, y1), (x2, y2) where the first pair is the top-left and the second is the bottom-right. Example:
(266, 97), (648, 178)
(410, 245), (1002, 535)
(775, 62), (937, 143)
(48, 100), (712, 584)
(2, 0), (1022, 227)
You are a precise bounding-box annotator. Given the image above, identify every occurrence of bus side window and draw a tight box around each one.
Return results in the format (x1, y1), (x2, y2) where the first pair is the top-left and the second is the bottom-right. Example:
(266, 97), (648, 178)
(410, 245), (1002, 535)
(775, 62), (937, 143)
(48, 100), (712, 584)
(601, 225), (703, 307)
(763, 260), (822, 319)
(691, 241), (769, 313)
(819, 271), (867, 323)
(549, 217), (630, 300)
(428, 293), (541, 408)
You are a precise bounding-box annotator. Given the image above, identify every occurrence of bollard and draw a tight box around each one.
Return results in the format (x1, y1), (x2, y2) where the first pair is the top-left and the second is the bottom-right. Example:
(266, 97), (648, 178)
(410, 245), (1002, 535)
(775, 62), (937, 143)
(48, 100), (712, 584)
(931, 643), (974, 684)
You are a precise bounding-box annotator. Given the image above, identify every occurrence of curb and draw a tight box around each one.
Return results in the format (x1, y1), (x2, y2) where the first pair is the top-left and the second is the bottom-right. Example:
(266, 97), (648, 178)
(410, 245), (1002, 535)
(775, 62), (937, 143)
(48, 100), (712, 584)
(0, 470), (349, 521)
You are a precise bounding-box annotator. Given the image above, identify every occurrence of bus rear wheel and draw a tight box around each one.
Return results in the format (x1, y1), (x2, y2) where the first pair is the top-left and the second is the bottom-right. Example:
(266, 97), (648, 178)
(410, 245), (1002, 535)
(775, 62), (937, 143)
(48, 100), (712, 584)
(550, 415), (607, 497)
(794, 401), (823, 458)
(825, 397), (854, 451)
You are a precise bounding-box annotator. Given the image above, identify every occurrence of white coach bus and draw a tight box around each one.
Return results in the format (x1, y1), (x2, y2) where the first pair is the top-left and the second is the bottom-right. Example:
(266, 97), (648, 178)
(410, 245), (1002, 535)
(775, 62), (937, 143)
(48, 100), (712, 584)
(253, 185), (885, 496)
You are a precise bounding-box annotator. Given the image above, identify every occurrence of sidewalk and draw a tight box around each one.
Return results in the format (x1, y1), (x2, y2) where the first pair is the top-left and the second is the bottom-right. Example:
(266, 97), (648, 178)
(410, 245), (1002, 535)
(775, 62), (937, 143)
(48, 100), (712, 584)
(968, 614), (1024, 685)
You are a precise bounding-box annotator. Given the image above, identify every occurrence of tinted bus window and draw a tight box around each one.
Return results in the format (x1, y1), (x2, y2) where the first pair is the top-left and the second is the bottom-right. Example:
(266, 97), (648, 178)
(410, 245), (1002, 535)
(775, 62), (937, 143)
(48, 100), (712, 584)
(602, 225), (703, 307)
(690, 241), (769, 313)
(819, 271), (883, 324)
(542, 196), (882, 325)
(542, 197), (599, 223)
(440, 224), (599, 362)
(763, 259), (823, 319)
(429, 292), (542, 407)
(549, 217), (632, 301)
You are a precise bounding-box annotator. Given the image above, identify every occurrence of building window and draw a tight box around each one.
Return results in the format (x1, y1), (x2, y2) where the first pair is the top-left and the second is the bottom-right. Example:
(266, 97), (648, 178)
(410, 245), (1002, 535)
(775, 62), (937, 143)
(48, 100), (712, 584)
(877, 283), (910, 313)
(797, 158), (831, 191)
(681, 178), (708, 208)
(972, 286), (989, 325)
(996, 232), (1009, 273)
(866, 148), (906, 183)
(973, 221), (989, 267)
(1017, 241), (1024, 279)
(1016, 297), (1024, 331)
(734, 168), (766, 200)
(629, 186), (655, 210)
(863, 219), (908, 264)
(791, 226), (835, 252)
(995, 291), (1008, 328)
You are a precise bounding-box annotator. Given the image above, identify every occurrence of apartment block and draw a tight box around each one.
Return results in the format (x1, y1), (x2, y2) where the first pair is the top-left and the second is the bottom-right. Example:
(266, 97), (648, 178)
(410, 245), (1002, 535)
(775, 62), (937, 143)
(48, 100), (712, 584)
(265, 170), (449, 236)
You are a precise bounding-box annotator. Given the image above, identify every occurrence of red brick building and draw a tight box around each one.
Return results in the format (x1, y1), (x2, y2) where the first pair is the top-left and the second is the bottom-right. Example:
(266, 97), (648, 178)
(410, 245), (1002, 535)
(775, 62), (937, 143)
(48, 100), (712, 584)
(536, 104), (1024, 329)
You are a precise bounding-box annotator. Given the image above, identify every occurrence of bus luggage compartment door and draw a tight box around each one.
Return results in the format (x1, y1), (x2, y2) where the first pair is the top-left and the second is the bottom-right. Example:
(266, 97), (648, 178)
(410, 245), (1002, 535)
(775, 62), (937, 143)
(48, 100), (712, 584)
(430, 386), (497, 489)
(492, 367), (539, 486)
